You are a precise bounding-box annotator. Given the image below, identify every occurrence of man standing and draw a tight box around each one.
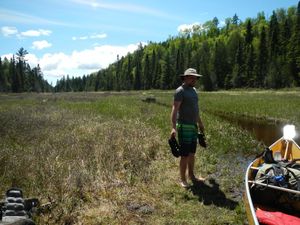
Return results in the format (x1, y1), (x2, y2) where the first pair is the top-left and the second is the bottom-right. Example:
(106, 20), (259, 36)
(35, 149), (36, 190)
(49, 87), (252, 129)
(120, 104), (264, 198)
(170, 68), (205, 188)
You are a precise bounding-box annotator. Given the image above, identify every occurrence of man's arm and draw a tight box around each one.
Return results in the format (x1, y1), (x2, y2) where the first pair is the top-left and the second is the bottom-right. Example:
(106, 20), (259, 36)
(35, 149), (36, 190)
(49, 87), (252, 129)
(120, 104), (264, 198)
(197, 115), (205, 133)
(170, 101), (181, 138)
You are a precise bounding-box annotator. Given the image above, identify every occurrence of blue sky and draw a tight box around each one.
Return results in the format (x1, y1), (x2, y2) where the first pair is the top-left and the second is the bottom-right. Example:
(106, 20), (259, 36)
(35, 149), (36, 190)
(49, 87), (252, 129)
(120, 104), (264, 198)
(0, 0), (298, 85)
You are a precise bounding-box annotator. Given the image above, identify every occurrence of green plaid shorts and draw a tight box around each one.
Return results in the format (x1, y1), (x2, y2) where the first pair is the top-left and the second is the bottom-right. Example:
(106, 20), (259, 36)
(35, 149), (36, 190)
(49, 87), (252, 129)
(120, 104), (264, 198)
(176, 123), (198, 156)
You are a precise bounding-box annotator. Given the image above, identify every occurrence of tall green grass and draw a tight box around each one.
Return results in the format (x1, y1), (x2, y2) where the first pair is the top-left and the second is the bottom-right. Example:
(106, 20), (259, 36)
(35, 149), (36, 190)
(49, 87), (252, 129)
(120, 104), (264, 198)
(0, 90), (299, 224)
(201, 90), (300, 126)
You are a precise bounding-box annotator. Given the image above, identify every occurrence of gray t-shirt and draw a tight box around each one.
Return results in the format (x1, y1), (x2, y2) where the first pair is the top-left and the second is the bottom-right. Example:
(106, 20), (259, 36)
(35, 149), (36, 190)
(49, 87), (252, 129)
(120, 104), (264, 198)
(174, 85), (199, 124)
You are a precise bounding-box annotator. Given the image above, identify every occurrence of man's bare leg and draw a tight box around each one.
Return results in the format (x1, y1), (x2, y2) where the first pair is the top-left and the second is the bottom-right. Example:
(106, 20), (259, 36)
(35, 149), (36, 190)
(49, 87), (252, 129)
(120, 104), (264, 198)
(188, 153), (205, 182)
(180, 156), (189, 187)
(187, 153), (195, 179)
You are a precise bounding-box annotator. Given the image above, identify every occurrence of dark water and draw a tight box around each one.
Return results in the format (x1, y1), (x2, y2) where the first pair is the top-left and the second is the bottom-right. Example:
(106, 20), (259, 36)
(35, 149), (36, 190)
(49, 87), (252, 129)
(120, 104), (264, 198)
(213, 111), (300, 146)
(209, 111), (300, 201)
(152, 99), (300, 146)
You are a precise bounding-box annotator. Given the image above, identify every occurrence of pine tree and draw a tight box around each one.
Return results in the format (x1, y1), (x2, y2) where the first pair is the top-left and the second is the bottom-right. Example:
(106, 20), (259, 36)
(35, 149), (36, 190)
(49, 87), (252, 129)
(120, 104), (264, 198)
(199, 41), (213, 91)
(35, 64), (44, 92)
(245, 19), (253, 45)
(133, 44), (143, 90)
(266, 60), (282, 89)
(213, 40), (229, 89)
(279, 18), (292, 86)
(227, 30), (242, 67)
(232, 40), (246, 87)
(16, 47), (28, 92)
(232, 14), (240, 25)
(143, 54), (151, 89)
(269, 11), (280, 58)
(126, 55), (133, 90)
(10, 56), (21, 92)
(134, 61), (142, 90)
(256, 26), (268, 87)
(0, 57), (10, 92)
(0, 58), (3, 92)
(244, 19), (255, 87)
(288, 1), (300, 85)
(49, 2), (300, 92)
(151, 49), (158, 89)
(160, 51), (173, 89)
(116, 55), (121, 91)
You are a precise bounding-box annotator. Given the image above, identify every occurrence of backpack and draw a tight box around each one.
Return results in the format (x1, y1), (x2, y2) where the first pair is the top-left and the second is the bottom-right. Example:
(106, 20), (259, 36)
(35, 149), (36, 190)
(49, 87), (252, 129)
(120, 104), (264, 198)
(255, 161), (300, 190)
(252, 160), (300, 212)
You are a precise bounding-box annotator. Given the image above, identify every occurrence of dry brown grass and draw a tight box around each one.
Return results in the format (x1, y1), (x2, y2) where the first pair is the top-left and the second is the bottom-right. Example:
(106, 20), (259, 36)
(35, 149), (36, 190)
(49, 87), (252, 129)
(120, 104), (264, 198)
(0, 99), (164, 224)
(2, 91), (281, 224)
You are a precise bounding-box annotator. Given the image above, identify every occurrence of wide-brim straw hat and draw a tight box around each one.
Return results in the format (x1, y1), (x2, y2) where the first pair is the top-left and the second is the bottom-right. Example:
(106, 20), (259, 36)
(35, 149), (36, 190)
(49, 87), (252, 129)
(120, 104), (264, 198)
(180, 68), (202, 77)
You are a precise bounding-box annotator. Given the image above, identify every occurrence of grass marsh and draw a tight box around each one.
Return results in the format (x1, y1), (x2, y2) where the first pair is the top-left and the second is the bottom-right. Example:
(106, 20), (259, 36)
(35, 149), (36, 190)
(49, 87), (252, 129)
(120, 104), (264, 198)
(0, 90), (299, 224)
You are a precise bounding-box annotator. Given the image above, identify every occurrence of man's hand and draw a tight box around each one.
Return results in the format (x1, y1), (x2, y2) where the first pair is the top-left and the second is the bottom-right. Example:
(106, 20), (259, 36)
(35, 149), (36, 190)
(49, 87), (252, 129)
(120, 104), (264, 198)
(170, 128), (177, 138)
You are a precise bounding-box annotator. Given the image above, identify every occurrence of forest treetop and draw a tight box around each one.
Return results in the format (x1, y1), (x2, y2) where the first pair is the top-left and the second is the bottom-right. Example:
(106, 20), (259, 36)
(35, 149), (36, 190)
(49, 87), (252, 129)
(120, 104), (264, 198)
(1, 1), (299, 92)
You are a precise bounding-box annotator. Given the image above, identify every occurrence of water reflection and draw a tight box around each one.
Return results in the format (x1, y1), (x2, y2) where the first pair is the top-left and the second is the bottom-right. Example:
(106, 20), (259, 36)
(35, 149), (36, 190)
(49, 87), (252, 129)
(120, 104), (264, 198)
(213, 111), (300, 146)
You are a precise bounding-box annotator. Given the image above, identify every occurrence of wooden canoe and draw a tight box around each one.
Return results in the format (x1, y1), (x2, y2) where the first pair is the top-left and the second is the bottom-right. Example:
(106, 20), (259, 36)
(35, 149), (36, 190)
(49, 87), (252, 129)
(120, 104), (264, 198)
(244, 137), (300, 225)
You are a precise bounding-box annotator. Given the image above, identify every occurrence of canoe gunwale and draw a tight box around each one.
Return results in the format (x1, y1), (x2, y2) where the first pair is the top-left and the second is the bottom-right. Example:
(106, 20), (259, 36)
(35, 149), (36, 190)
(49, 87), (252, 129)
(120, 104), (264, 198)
(245, 161), (260, 225)
(244, 136), (300, 225)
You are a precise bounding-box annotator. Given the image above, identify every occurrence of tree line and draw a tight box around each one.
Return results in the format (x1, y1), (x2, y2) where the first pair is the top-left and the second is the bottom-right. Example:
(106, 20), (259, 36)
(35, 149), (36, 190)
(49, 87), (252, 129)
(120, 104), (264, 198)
(0, 48), (52, 92)
(55, 2), (300, 91)
(56, 2), (300, 92)
(1, 2), (299, 93)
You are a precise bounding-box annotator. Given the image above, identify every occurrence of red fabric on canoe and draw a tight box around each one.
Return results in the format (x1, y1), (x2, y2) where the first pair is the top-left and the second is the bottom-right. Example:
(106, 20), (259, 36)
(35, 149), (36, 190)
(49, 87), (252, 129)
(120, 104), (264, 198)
(256, 208), (300, 225)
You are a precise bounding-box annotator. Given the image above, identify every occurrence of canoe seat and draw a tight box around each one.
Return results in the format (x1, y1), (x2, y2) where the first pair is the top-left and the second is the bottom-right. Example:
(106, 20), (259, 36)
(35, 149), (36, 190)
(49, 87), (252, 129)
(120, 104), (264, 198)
(256, 208), (300, 225)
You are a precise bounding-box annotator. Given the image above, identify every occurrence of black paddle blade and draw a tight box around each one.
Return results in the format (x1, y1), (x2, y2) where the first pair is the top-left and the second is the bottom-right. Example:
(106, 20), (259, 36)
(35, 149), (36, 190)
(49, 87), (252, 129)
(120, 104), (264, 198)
(168, 136), (180, 157)
(198, 133), (207, 148)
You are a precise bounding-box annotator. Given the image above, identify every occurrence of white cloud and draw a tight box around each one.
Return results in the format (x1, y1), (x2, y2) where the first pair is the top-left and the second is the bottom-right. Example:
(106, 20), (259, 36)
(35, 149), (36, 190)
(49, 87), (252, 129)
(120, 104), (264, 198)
(1, 53), (14, 60)
(79, 36), (88, 40)
(2, 52), (37, 65)
(219, 20), (226, 27)
(1, 53), (38, 67)
(24, 53), (39, 67)
(90, 33), (107, 39)
(1, 26), (52, 40)
(1, 43), (145, 82)
(71, 44), (137, 70)
(0, 9), (74, 26)
(38, 43), (144, 78)
(40, 52), (73, 71)
(70, 0), (176, 20)
(1, 26), (18, 36)
(32, 40), (52, 50)
(21, 29), (52, 37)
(72, 33), (107, 41)
(177, 22), (203, 33)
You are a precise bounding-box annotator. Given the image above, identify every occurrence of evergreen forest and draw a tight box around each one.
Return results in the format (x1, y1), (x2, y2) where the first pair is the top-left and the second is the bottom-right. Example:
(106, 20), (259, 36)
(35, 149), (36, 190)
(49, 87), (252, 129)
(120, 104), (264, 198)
(0, 48), (52, 92)
(1, 2), (299, 92)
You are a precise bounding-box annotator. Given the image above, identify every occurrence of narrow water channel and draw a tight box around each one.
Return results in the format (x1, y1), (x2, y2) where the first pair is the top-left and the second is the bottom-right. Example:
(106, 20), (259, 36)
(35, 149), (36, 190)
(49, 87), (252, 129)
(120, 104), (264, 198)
(150, 100), (300, 146)
(213, 111), (300, 146)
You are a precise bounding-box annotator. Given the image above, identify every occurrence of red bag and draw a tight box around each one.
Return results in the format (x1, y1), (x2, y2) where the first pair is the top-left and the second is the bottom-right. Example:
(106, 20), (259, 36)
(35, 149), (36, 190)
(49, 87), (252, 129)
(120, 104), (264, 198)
(256, 208), (300, 225)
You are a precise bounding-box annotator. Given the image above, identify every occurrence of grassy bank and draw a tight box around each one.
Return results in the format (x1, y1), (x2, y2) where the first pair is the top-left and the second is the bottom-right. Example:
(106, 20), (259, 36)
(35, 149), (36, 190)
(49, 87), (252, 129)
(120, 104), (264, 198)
(201, 90), (300, 127)
(0, 90), (299, 224)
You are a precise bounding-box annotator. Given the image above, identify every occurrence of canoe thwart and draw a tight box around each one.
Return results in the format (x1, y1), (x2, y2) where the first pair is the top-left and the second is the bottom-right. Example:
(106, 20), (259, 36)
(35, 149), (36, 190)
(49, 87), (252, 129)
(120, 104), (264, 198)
(248, 180), (300, 195)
